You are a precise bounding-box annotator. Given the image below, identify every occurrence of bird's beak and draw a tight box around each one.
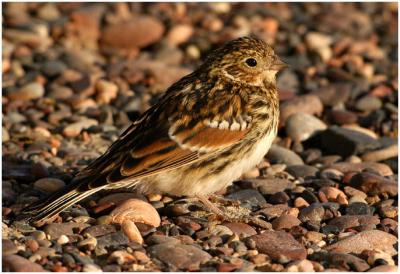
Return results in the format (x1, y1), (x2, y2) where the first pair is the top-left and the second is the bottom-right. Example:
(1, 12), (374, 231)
(270, 58), (288, 71)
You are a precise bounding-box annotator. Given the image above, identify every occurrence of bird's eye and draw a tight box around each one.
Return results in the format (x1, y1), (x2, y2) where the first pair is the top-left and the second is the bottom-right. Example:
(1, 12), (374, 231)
(245, 58), (257, 67)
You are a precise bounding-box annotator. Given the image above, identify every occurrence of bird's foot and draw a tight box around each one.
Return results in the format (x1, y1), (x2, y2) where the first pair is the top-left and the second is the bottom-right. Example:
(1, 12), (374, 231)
(196, 194), (271, 229)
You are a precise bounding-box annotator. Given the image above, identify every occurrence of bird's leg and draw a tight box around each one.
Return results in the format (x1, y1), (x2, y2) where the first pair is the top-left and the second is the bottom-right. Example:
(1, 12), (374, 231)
(196, 194), (226, 217)
(208, 194), (241, 207)
(195, 194), (271, 229)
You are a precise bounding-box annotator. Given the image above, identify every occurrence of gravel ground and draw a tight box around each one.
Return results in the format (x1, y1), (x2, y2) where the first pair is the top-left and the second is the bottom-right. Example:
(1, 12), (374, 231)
(2, 2), (398, 272)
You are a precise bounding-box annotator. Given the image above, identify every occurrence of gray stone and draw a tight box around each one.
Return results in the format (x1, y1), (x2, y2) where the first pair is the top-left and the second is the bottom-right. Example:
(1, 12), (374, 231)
(148, 243), (211, 270)
(267, 145), (304, 166)
(286, 113), (327, 142)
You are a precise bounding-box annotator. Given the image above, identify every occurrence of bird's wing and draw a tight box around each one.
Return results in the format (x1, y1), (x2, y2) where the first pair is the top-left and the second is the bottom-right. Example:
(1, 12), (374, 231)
(76, 78), (252, 190)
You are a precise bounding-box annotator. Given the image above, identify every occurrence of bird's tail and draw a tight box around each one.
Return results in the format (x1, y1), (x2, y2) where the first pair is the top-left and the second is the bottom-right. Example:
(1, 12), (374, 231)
(19, 179), (106, 227)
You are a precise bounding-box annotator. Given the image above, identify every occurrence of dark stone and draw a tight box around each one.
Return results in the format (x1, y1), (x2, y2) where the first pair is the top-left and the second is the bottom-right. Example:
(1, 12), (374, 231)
(300, 188), (320, 204)
(268, 191), (290, 204)
(328, 215), (380, 230)
(345, 202), (373, 215)
(307, 126), (381, 157)
(286, 165), (319, 178)
(96, 231), (129, 249)
(145, 235), (181, 246)
(82, 224), (117, 238)
(251, 231), (307, 263)
(43, 222), (90, 239)
(227, 189), (267, 209)
(321, 225), (340, 234)
(349, 172), (398, 196)
(299, 203), (325, 223)
(310, 252), (370, 272)
(249, 178), (295, 195)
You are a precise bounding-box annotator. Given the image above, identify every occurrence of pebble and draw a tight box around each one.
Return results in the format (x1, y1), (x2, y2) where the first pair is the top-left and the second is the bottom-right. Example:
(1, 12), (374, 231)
(133, 250), (150, 263)
(285, 113), (327, 142)
(272, 215), (301, 230)
(284, 259), (315, 272)
(121, 220), (143, 244)
(57, 235), (69, 245)
(362, 144), (398, 162)
(367, 265), (398, 272)
(148, 243), (212, 270)
(78, 236), (97, 248)
(82, 224), (117, 238)
(355, 95), (383, 112)
(328, 215), (379, 230)
(286, 165), (319, 178)
(294, 197), (310, 208)
(344, 186), (368, 199)
(95, 79), (118, 104)
(33, 177), (65, 193)
(96, 231), (130, 249)
(1, 3), (398, 272)
(346, 202), (373, 215)
(268, 191), (290, 204)
(312, 252), (370, 272)
(250, 178), (294, 195)
(44, 222), (90, 239)
(2, 239), (18, 255)
(342, 124), (379, 139)
(63, 119), (98, 138)
(311, 83), (351, 107)
(350, 172), (398, 196)
(226, 189), (266, 209)
(82, 263), (102, 272)
(251, 231), (307, 263)
(315, 126), (381, 157)
(41, 60), (66, 77)
(102, 16), (164, 49)
(3, 127), (10, 142)
(222, 222), (257, 237)
(98, 192), (146, 206)
(329, 162), (393, 176)
(109, 198), (161, 227)
(366, 249), (396, 266)
(108, 250), (136, 265)
(328, 110), (358, 125)
(146, 235), (181, 246)
(258, 204), (290, 220)
(267, 144), (304, 166)
(305, 231), (324, 243)
(166, 24), (193, 45)
(3, 254), (46, 272)
(26, 238), (40, 252)
(325, 230), (397, 255)
(209, 225), (233, 236)
(318, 186), (348, 205)
(7, 82), (44, 101)
(299, 203), (325, 223)
(280, 95), (324, 125)
(305, 31), (332, 48)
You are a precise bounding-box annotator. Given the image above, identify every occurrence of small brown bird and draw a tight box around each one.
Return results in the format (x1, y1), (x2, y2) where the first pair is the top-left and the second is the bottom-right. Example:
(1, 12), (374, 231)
(22, 36), (286, 226)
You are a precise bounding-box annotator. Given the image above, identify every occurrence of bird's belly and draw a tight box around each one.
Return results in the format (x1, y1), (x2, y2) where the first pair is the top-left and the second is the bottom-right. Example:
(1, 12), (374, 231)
(140, 129), (276, 196)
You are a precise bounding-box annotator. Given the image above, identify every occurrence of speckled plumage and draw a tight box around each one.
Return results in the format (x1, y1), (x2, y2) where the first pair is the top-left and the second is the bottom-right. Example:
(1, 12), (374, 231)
(22, 37), (285, 226)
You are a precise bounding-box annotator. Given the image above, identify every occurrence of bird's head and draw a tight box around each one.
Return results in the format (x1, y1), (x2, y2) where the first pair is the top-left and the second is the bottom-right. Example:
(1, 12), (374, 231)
(205, 36), (287, 86)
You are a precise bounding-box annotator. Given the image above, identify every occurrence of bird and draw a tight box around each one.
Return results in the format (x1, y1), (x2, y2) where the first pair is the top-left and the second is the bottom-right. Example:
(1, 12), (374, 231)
(21, 36), (286, 226)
